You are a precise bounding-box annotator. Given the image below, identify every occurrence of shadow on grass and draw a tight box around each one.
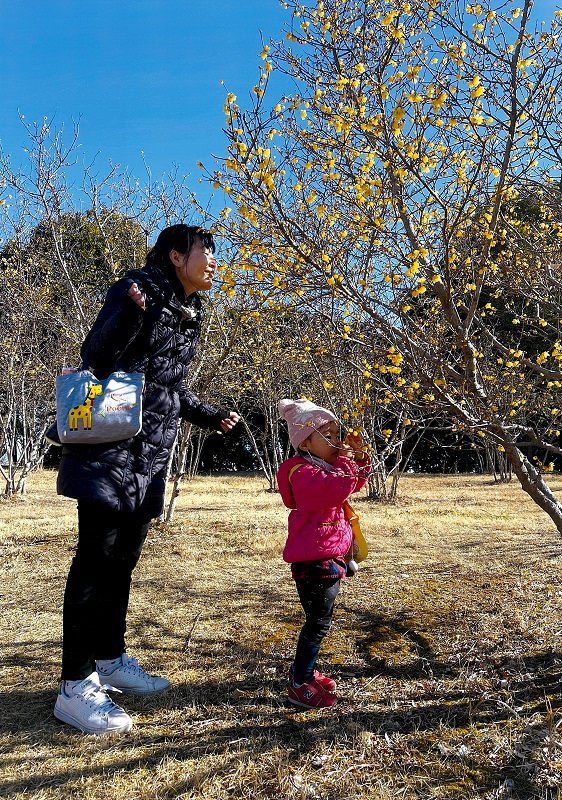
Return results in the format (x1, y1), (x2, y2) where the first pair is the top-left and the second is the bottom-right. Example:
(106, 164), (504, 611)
(0, 673), (559, 799)
(1, 580), (560, 800)
(0, 633), (559, 798)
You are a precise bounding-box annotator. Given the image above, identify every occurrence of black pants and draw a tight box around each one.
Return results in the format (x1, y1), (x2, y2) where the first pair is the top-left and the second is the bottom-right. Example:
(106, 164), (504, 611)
(292, 578), (340, 685)
(61, 499), (152, 680)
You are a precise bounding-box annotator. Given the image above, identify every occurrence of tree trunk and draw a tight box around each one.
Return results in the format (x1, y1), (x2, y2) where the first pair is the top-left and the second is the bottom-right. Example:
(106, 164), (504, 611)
(239, 415), (276, 490)
(504, 442), (562, 533)
(164, 422), (192, 524)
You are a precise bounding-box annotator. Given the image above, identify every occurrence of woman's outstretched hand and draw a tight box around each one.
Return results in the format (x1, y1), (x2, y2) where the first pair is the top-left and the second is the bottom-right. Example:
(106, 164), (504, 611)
(220, 411), (240, 432)
(127, 283), (146, 310)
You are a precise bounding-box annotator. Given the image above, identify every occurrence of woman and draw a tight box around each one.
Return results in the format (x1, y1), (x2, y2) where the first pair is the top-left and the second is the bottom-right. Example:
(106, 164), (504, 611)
(54, 224), (238, 734)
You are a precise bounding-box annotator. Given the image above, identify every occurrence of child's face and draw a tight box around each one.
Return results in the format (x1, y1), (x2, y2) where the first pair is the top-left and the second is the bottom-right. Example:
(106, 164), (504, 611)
(300, 421), (342, 464)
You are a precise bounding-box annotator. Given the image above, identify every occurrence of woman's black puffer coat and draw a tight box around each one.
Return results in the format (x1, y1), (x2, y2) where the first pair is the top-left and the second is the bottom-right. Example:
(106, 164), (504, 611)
(57, 262), (226, 518)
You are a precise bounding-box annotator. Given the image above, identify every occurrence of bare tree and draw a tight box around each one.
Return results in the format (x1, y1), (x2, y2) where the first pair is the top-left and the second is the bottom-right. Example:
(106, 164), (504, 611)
(0, 118), (207, 495)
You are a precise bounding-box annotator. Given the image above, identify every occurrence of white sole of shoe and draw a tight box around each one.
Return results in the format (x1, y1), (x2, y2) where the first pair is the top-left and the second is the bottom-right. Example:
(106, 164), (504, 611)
(103, 682), (170, 696)
(287, 695), (337, 710)
(54, 705), (132, 735)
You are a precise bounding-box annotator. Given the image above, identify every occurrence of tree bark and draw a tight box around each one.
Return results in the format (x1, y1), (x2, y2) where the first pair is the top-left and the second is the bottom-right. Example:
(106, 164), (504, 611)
(504, 442), (562, 534)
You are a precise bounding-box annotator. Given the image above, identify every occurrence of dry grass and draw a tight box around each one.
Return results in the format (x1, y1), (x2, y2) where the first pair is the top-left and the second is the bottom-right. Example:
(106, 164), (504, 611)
(1, 470), (562, 800)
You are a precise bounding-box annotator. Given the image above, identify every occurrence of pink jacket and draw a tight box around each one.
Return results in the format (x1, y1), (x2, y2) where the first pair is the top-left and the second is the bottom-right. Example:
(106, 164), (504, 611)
(277, 454), (370, 564)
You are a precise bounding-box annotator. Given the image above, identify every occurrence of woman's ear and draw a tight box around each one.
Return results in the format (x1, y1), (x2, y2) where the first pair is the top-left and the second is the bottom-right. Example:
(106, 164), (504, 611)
(300, 438), (309, 452)
(169, 249), (183, 268)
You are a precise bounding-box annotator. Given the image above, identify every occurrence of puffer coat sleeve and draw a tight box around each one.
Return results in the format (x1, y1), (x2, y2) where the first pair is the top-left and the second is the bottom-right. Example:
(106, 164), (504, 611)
(79, 277), (145, 374)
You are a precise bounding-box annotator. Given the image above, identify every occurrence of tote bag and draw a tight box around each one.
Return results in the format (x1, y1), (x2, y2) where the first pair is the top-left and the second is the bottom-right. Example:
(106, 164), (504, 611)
(53, 317), (179, 446)
(56, 370), (144, 444)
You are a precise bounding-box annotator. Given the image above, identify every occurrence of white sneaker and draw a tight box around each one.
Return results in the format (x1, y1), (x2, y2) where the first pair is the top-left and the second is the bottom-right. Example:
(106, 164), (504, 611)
(54, 672), (132, 735)
(96, 653), (170, 695)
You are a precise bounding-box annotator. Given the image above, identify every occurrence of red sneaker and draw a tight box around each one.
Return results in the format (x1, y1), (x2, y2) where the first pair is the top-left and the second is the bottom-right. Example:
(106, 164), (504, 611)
(289, 666), (336, 692)
(287, 678), (337, 709)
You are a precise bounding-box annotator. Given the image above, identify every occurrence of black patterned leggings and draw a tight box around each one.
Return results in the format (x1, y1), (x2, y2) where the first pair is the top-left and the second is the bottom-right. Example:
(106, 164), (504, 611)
(292, 578), (341, 684)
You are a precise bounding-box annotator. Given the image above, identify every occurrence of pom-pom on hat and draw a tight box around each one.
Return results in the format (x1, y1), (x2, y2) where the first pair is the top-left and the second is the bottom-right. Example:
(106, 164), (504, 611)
(279, 398), (338, 451)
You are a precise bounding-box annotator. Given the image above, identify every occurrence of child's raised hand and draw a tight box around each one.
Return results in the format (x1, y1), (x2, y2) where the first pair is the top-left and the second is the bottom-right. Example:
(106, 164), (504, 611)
(343, 430), (368, 462)
(344, 430), (363, 450)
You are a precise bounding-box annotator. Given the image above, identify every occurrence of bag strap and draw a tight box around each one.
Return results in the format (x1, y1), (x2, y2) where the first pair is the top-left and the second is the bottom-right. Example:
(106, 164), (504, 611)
(83, 323), (177, 374)
(342, 499), (357, 521)
(287, 463), (303, 483)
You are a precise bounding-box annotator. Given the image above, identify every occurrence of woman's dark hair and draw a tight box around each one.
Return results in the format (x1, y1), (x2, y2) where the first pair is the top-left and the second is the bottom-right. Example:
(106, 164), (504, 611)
(145, 224), (215, 273)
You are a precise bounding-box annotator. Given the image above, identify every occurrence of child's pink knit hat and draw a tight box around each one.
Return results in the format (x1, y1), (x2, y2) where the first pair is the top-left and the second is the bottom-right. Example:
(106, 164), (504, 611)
(278, 398), (338, 450)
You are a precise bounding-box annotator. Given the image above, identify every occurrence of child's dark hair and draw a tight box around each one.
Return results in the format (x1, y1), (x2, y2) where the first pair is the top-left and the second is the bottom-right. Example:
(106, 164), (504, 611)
(145, 224), (215, 274)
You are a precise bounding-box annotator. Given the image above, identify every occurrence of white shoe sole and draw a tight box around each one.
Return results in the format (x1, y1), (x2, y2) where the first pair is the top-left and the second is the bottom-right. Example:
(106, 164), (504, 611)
(54, 705), (132, 735)
(103, 682), (170, 696)
(287, 695), (337, 710)
(100, 674), (170, 696)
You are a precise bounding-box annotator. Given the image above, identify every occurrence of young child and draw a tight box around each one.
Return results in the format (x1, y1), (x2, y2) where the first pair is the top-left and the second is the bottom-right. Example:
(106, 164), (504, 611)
(277, 398), (371, 709)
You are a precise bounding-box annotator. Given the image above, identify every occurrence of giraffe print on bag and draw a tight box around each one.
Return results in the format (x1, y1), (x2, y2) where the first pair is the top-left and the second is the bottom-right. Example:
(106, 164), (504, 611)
(68, 384), (103, 431)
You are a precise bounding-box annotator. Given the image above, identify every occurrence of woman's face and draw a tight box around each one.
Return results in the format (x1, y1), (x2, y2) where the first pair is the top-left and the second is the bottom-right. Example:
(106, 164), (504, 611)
(300, 421), (342, 464)
(171, 237), (216, 296)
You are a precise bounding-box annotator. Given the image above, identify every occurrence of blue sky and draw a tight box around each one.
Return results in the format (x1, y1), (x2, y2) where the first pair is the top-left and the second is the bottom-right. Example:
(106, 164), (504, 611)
(0, 0), (560, 211)
(0, 0), (289, 204)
